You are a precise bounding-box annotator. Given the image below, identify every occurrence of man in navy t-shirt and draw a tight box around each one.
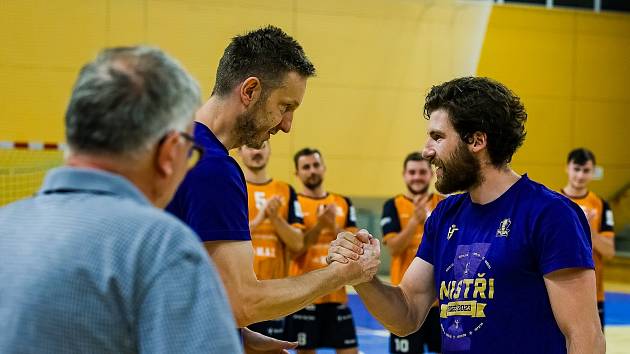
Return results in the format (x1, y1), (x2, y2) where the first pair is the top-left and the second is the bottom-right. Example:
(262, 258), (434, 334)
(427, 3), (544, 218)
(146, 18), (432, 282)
(167, 26), (381, 350)
(327, 77), (604, 353)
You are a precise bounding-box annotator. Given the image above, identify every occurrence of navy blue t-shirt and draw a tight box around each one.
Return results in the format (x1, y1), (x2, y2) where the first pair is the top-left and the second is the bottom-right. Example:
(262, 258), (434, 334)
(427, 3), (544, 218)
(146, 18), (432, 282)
(167, 122), (250, 242)
(417, 175), (593, 354)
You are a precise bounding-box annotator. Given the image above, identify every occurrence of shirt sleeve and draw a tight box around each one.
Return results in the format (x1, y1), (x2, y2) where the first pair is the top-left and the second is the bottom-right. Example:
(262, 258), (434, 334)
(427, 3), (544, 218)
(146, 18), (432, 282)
(599, 198), (615, 234)
(533, 197), (595, 275)
(416, 209), (437, 265)
(287, 185), (304, 227)
(381, 198), (402, 237)
(137, 235), (242, 353)
(343, 196), (357, 229)
(167, 157), (250, 242)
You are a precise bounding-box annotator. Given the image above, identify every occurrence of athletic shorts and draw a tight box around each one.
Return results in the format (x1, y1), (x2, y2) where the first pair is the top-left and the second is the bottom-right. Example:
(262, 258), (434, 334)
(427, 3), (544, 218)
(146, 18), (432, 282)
(389, 306), (441, 353)
(248, 317), (286, 340)
(285, 303), (358, 349)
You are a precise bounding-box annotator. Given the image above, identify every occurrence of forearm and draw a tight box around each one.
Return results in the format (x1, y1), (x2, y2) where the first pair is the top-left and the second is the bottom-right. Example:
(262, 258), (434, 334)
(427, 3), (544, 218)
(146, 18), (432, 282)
(385, 220), (419, 256)
(354, 277), (430, 336)
(242, 265), (348, 324)
(566, 329), (605, 354)
(592, 233), (614, 259)
(298, 223), (323, 254)
(269, 216), (304, 252)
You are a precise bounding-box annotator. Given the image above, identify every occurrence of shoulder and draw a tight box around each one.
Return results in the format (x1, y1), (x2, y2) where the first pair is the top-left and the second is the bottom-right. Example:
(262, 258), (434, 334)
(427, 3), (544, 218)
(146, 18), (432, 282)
(331, 192), (353, 207)
(383, 196), (397, 208)
(517, 177), (584, 223)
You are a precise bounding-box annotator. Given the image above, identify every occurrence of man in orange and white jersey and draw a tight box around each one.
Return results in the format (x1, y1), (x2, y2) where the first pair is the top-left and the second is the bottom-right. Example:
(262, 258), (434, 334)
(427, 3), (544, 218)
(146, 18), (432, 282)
(286, 147), (359, 354)
(237, 141), (305, 342)
(381, 152), (444, 353)
(561, 148), (615, 331)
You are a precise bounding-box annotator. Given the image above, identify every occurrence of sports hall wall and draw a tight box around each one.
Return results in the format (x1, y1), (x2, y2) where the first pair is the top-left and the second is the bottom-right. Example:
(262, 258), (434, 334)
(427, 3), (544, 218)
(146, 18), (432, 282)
(1, 0), (628, 201)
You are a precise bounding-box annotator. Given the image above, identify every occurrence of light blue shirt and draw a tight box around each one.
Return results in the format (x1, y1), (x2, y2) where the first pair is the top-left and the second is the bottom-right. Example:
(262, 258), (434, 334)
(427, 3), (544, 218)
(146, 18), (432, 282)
(0, 167), (242, 353)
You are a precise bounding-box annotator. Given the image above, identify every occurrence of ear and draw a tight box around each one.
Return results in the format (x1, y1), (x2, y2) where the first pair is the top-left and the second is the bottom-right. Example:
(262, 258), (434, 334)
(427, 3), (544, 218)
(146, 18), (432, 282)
(239, 77), (262, 108)
(469, 131), (487, 153)
(155, 132), (179, 177)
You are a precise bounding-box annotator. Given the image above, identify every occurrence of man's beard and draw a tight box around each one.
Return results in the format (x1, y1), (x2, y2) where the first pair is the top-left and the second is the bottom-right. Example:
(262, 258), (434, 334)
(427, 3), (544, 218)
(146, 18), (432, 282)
(433, 142), (483, 194)
(406, 183), (430, 196)
(304, 174), (323, 190)
(234, 99), (269, 149)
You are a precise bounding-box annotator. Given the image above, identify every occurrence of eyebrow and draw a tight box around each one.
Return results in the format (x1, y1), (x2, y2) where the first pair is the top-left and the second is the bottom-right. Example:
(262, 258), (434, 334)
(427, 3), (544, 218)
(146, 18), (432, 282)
(428, 129), (445, 136)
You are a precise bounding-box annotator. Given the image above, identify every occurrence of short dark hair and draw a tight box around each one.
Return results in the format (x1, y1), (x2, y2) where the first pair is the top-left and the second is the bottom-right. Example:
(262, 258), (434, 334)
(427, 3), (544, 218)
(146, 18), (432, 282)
(212, 26), (316, 97)
(424, 77), (527, 167)
(403, 151), (429, 170)
(293, 147), (322, 169)
(567, 148), (596, 165)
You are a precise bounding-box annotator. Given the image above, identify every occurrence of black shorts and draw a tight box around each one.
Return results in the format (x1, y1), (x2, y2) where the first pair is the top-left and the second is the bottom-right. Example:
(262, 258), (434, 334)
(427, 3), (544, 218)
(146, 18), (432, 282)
(389, 306), (441, 353)
(285, 303), (358, 349)
(247, 317), (286, 340)
(598, 301), (605, 331)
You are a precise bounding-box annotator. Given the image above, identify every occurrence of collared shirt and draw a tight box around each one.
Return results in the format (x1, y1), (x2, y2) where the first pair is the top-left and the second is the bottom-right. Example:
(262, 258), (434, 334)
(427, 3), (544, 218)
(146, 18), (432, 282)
(0, 167), (242, 354)
(167, 121), (251, 242)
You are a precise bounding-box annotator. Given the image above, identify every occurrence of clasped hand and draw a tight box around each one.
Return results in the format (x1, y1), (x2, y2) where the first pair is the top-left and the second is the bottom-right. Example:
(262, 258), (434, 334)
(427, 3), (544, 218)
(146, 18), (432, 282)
(326, 229), (381, 285)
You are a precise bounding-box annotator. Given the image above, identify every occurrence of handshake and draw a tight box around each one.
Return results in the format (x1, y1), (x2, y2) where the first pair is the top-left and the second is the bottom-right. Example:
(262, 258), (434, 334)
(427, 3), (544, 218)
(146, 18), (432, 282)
(325, 229), (382, 286)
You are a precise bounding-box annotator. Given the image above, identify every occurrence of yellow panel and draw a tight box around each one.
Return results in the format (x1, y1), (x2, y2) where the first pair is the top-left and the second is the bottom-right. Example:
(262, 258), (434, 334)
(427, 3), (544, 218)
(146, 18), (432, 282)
(146, 0), (294, 97)
(488, 5), (574, 33)
(315, 158), (405, 198)
(108, 0), (146, 45)
(0, 67), (73, 141)
(573, 101), (630, 165)
(576, 11), (630, 37)
(298, 1), (490, 91)
(511, 97), (572, 165)
(0, 0), (108, 68)
(291, 85), (427, 160)
(575, 35), (630, 101)
(478, 27), (573, 98)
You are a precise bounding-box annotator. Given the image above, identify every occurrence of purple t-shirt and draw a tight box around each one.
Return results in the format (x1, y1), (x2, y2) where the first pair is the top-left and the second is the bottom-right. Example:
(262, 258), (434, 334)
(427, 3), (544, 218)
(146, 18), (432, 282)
(167, 122), (250, 242)
(417, 175), (593, 354)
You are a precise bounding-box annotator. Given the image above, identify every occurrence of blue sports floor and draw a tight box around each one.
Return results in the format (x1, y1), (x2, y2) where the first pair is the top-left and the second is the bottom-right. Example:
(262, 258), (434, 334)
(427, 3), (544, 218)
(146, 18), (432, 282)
(304, 292), (630, 354)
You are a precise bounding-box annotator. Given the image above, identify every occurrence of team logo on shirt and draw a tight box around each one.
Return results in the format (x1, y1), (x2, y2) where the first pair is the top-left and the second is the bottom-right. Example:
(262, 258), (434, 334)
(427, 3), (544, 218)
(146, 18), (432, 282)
(439, 243), (494, 350)
(496, 218), (511, 237)
(447, 224), (459, 240)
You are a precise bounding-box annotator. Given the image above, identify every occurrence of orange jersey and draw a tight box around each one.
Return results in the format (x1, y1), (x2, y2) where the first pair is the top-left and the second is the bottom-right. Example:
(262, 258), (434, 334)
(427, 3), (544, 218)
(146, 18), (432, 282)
(289, 193), (358, 304)
(381, 193), (444, 285)
(562, 190), (615, 302)
(247, 179), (304, 280)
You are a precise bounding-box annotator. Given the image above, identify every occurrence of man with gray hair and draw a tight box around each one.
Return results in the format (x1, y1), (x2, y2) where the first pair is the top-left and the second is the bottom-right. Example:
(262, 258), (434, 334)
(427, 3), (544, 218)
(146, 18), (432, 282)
(0, 46), (242, 353)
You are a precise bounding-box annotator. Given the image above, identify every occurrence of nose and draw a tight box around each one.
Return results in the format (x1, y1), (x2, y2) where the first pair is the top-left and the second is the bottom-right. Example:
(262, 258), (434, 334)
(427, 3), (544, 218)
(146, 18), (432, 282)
(422, 145), (435, 161)
(279, 113), (293, 133)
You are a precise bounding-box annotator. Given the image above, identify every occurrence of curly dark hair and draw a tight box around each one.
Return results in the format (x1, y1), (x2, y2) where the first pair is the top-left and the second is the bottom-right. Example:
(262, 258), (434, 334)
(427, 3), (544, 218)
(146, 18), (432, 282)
(212, 25), (316, 97)
(423, 77), (527, 167)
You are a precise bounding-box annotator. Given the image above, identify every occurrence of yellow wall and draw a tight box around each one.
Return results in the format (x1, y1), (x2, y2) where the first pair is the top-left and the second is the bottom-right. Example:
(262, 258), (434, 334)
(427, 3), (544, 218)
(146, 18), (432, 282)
(0, 0), (491, 200)
(477, 5), (630, 199)
(1, 1), (628, 200)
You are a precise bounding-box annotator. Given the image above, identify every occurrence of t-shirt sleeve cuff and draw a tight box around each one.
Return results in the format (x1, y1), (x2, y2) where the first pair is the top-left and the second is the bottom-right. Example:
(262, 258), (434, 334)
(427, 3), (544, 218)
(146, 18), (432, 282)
(541, 257), (595, 275)
(196, 229), (251, 242)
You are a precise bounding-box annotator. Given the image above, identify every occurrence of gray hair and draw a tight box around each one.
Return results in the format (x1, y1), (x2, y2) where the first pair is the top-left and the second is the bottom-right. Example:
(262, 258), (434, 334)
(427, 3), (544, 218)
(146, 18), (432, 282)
(65, 46), (201, 156)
